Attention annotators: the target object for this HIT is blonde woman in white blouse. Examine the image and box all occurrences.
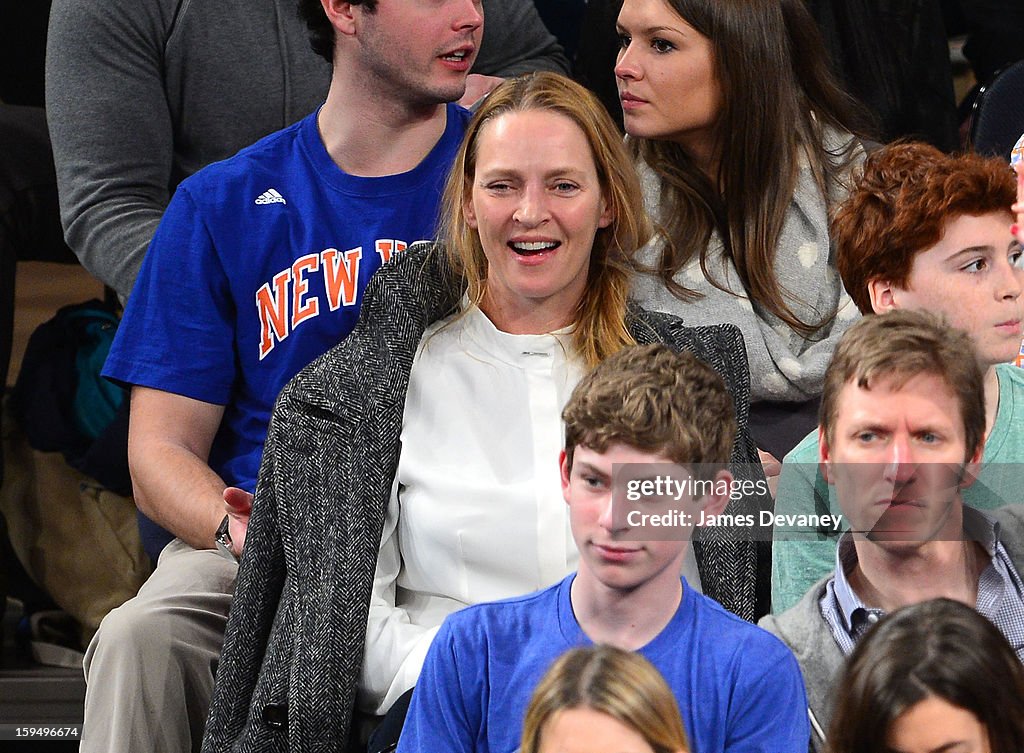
[356,73,767,747]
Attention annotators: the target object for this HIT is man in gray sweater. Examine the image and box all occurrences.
[761,310,1024,750]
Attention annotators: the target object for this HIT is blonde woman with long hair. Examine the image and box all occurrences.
[206,72,770,750]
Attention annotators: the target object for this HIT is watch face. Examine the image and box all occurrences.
[216,515,237,562]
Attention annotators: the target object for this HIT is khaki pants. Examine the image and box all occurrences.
[81,540,236,753]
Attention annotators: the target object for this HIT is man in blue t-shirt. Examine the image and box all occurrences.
[398,344,809,753]
[86,2,482,751]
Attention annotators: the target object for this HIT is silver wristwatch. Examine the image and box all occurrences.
[215,514,238,562]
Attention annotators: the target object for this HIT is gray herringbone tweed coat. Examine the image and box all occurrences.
[203,243,772,752]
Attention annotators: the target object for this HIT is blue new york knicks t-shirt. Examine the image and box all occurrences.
[104,103,471,554]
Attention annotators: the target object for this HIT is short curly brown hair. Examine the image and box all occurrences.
[834,142,1016,315]
[562,344,735,475]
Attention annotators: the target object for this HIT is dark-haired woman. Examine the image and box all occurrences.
[829,598,1024,753]
[615,0,866,456]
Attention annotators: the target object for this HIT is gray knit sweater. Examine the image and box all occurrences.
[760,505,1024,751]
[630,136,864,403]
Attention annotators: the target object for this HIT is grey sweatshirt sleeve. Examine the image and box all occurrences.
[46,0,177,301]
[46,0,329,301]
[474,0,570,77]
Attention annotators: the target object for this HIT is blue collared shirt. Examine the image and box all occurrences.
[819,507,1024,659]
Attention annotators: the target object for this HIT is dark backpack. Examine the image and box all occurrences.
[9,299,131,495]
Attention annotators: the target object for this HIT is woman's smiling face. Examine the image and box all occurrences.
[464,109,612,332]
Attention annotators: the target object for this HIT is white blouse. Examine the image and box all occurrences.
[358,305,583,714]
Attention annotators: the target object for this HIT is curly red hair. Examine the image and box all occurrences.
[834,142,1016,314]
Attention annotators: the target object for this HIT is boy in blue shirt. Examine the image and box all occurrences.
[398,343,810,753]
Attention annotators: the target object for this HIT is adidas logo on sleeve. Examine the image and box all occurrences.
[255,188,287,205]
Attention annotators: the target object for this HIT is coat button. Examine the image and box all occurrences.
[261,704,288,730]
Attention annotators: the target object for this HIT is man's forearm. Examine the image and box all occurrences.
[130,441,227,551]
[474,0,570,78]
[127,386,229,550]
